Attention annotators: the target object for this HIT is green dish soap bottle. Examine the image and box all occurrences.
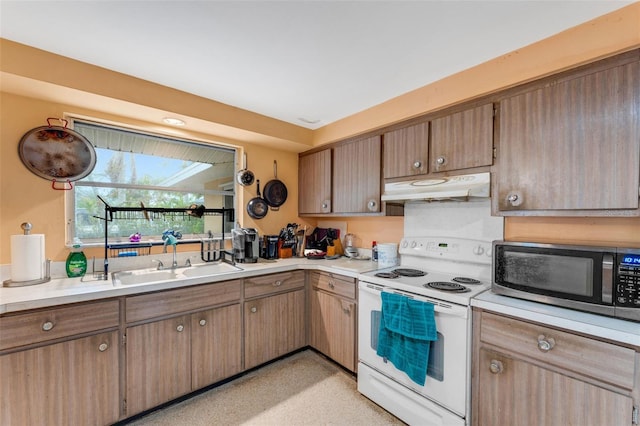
[66,238,87,278]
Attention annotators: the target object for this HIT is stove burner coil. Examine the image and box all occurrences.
[424,282,470,292]
[374,272,399,279]
[452,277,481,285]
[392,268,426,277]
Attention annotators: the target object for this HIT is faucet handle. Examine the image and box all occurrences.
[185,258,192,267]
[152,259,164,270]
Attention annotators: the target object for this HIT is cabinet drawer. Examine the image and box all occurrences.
[309,271,355,299]
[244,271,304,299]
[479,311,636,390]
[0,300,120,351]
[126,279,241,323]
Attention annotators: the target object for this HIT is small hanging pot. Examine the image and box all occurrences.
[263,160,288,210]
[236,153,255,187]
[18,118,96,190]
[246,180,268,219]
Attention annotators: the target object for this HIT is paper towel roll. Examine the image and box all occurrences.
[11,234,45,282]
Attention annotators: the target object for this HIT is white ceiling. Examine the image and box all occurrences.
[0,1,632,130]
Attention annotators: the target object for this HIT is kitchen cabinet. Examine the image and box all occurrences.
[495,56,640,215]
[308,271,357,372]
[125,280,242,416]
[299,148,332,214]
[333,135,381,213]
[430,103,494,173]
[244,271,306,369]
[383,122,429,179]
[471,309,638,426]
[0,300,120,426]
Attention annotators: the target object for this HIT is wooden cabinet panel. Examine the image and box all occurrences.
[244,289,306,370]
[126,315,191,416]
[308,271,355,299]
[299,149,332,214]
[431,103,494,172]
[0,331,120,426]
[333,136,381,213]
[496,60,640,214]
[191,304,242,389]
[383,122,429,178]
[244,271,305,299]
[309,289,356,372]
[126,280,241,323]
[0,299,119,350]
[475,348,633,426]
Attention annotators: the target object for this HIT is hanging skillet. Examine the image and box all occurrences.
[236,153,255,187]
[247,180,268,219]
[18,118,96,190]
[263,160,288,210]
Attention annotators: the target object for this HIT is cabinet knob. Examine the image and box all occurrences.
[251,307,257,313]
[199,319,207,326]
[436,156,447,166]
[98,342,109,352]
[506,191,523,207]
[42,321,54,331]
[413,161,422,169]
[489,359,503,374]
[328,281,335,289]
[273,280,282,287]
[367,199,378,211]
[321,200,330,212]
[537,335,556,352]
[343,306,351,315]
[176,324,184,332]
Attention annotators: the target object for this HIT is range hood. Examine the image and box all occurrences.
[381,172,490,203]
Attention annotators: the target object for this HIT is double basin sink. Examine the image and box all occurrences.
[112,262,243,285]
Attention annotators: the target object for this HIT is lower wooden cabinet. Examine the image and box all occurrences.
[0,331,120,426]
[472,309,638,426]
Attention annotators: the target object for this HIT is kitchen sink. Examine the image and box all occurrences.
[112,262,243,285]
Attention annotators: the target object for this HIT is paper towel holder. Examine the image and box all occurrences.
[3,223,52,287]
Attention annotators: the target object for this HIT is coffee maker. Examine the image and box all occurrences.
[232,228,259,263]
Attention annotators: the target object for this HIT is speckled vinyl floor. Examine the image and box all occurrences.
[125,349,405,426]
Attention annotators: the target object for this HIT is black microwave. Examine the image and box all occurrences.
[492,241,640,322]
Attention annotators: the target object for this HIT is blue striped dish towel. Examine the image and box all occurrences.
[376,291,437,386]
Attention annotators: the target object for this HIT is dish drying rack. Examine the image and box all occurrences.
[96,196,235,279]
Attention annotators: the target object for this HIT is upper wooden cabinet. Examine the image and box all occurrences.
[383,122,429,178]
[333,135,381,213]
[430,103,494,173]
[298,148,332,214]
[495,57,640,215]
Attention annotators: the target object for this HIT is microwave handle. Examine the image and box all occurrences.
[602,254,613,304]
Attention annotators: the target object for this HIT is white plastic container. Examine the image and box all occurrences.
[377,243,398,268]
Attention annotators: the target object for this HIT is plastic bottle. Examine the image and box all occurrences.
[372,241,378,261]
[66,238,87,277]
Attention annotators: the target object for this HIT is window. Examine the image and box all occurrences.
[67,120,236,245]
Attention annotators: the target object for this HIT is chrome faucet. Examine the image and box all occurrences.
[163,234,179,268]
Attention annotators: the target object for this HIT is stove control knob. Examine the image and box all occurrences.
[410,241,417,248]
[401,240,409,249]
[473,245,485,256]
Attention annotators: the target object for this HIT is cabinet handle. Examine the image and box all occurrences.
[199,319,207,326]
[176,324,184,332]
[367,199,378,211]
[98,342,109,352]
[328,281,335,289]
[413,161,422,169]
[251,307,257,313]
[42,321,54,331]
[537,335,556,352]
[436,156,446,166]
[343,306,351,315]
[489,359,503,374]
[273,280,282,287]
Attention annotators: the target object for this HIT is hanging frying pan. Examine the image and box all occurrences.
[18,118,96,190]
[263,160,288,210]
[236,153,255,187]
[247,180,268,219]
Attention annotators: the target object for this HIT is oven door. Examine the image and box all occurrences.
[358,281,470,418]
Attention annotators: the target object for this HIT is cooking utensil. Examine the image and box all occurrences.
[18,118,96,190]
[263,160,288,210]
[236,153,255,187]
[246,180,268,219]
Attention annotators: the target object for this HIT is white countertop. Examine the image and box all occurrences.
[472,291,640,347]
[0,256,379,314]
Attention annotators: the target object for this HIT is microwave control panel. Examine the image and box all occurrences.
[616,252,640,307]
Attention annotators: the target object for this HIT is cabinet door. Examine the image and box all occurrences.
[191,304,242,389]
[0,331,119,426]
[497,61,640,213]
[309,289,356,372]
[126,315,191,416]
[383,122,429,178]
[476,348,633,426]
[299,149,332,214]
[430,103,494,172]
[333,136,381,213]
[244,290,306,370]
